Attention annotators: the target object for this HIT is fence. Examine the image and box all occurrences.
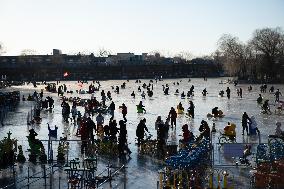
[0,139,127,189]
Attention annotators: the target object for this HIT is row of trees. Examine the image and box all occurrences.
[2,27,283,81]
[216,27,284,81]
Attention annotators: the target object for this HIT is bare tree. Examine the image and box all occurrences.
[148,50,160,56]
[212,50,226,73]
[96,47,111,57]
[250,27,284,78]
[176,51,193,61]
[20,49,38,56]
[217,34,253,78]
[172,51,192,64]
[148,50,168,64]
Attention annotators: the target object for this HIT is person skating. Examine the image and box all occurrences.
[87,117,96,143]
[109,101,115,118]
[131,91,135,98]
[249,116,260,135]
[76,111,82,135]
[103,124,110,137]
[155,116,164,131]
[164,87,169,95]
[262,100,271,114]
[136,118,149,146]
[164,118,170,141]
[180,124,194,143]
[109,119,119,142]
[107,91,112,100]
[141,91,146,99]
[79,116,89,153]
[181,91,186,98]
[241,112,251,135]
[147,90,153,97]
[223,122,236,140]
[168,107,177,128]
[115,86,120,94]
[226,87,231,99]
[187,101,195,118]
[275,122,284,138]
[257,94,263,104]
[211,107,222,117]
[137,101,146,113]
[47,96,54,110]
[248,85,252,92]
[269,86,275,93]
[196,120,210,141]
[274,89,282,103]
[71,105,78,123]
[61,101,70,123]
[156,117,167,159]
[189,85,194,96]
[121,103,127,119]
[118,118,131,157]
[219,90,224,97]
[202,88,207,97]
[177,102,184,114]
[96,112,104,134]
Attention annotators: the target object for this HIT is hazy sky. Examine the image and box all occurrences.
[1,0,284,56]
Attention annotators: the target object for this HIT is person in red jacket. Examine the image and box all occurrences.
[182,124,190,142]
[80,117,89,153]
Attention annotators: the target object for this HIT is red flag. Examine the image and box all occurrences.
[63,72,69,77]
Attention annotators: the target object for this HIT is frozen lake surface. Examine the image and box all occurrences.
[0,78,283,188]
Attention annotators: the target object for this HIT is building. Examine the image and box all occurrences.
[0,49,106,66]
[106,53,149,65]
[53,49,62,55]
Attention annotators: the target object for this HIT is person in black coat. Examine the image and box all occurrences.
[109,101,115,118]
[118,118,131,157]
[241,112,251,135]
[87,117,96,143]
[136,118,149,146]
[109,119,119,142]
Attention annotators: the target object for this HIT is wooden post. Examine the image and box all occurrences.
[223,174,227,189]
[173,171,176,189]
[178,171,183,188]
[43,164,47,189]
[159,171,163,189]
[217,173,220,189]
[209,174,213,189]
[27,167,30,189]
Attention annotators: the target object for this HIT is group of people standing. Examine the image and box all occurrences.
[45,79,283,160]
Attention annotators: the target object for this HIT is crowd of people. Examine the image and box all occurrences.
[3,79,283,161]
[54,79,283,160]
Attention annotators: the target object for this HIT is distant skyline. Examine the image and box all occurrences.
[1,0,284,56]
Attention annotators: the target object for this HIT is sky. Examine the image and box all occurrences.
[1,0,284,56]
